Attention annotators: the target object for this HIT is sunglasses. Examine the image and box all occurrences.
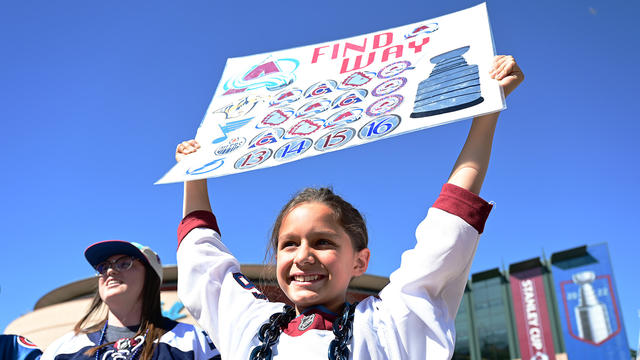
[95,255,138,276]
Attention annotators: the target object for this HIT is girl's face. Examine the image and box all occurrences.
[97,254,146,309]
[276,202,370,314]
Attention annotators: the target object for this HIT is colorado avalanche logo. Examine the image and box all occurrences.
[324,107,363,128]
[222,58,300,96]
[296,99,331,118]
[338,71,376,90]
[404,23,439,39]
[331,89,367,109]
[304,80,337,98]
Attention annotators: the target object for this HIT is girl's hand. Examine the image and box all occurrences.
[175,139,200,163]
[489,55,524,97]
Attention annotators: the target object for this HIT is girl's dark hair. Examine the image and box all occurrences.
[267,187,368,262]
[74,261,166,360]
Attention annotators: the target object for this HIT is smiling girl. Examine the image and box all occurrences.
[175,56,523,359]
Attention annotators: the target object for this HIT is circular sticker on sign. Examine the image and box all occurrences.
[358,115,401,140]
[249,128,285,149]
[295,98,332,118]
[331,89,368,109]
[215,137,246,156]
[270,88,302,107]
[234,148,273,169]
[304,80,337,98]
[377,61,412,79]
[274,138,313,162]
[186,158,225,175]
[324,107,363,128]
[366,94,404,117]
[314,127,356,152]
[371,77,407,97]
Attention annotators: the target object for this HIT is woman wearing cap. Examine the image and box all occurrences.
[41,240,220,360]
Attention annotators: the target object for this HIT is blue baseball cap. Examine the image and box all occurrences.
[84,240,163,281]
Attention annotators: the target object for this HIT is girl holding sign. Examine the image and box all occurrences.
[175,55,523,359]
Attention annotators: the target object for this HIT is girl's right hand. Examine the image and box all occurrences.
[175,139,200,163]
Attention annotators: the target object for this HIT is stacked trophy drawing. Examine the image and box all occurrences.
[411,45,484,118]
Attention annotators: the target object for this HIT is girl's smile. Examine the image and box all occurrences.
[276,202,370,314]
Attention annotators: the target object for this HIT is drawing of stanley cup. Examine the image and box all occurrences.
[572,271,612,343]
[410,46,484,118]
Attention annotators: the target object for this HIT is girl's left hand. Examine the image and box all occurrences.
[489,55,524,97]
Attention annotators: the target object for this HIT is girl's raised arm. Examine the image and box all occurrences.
[447,55,524,194]
[176,140,212,216]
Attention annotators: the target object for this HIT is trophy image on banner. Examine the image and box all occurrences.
[572,271,613,343]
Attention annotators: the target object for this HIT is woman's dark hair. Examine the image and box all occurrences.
[267,187,368,262]
[74,261,166,360]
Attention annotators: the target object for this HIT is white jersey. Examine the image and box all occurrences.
[177,184,492,360]
[41,319,220,360]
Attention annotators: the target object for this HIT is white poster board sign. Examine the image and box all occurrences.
[157,3,502,184]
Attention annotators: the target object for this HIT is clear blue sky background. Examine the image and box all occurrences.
[1,0,638,352]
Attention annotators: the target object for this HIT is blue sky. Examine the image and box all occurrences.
[1,0,638,352]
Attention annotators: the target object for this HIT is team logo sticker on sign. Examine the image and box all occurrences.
[304,80,337,98]
[296,98,332,118]
[324,107,363,128]
[366,95,404,116]
[331,89,367,109]
[377,61,413,79]
[286,118,324,138]
[215,137,246,156]
[371,77,407,97]
[249,128,285,148]
[259,108,294,128]
[187,159,225,175]
[270,88,302,107]
[338,71,376,90]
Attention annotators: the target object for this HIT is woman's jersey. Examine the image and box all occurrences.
[41,318,220,360]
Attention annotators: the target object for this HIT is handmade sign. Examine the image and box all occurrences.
[157,3,503,184]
